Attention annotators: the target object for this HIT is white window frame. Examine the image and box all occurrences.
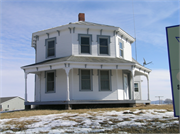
[45,37,56,59]
[79,69,93,91]
[134,83,139,92]
[119,39,124,58]
[99,70,112,91]
[45,70,56,93]
[97,35,110,56]
[78,34,92,55]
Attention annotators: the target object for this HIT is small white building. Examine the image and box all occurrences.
[0,97,25,111]
[21,13,151,109]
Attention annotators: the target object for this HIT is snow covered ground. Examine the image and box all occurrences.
[0,109,178,134]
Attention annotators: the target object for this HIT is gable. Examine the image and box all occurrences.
[0,97,24,104]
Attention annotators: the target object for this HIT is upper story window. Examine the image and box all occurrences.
[80,69,92,91]
[45,37,56,58]
[97,35,110,55]
[119,40,124,58]
[46,71,56,93]
[79,34,92,54]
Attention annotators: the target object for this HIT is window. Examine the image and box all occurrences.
[46,71,55,93]
[81,37,90,53]
[134,83,139,92]
[79,34,92,54]
[46,37,56,58]
[99,70,111,91]
[119,41,123,57]
[80,70,92,91]
[97,36,110,55]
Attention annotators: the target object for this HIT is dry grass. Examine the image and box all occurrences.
[111,114,118,117]
[109,118,123,123]
[123,118,131,121]
[104,123,179,133]
[51,126,64,129]
[145,118,169,123]
[64,130,74,133]
[1,119,39,132]
[39,131,49,133]
[134,119,145,123]
[0,104,173,119]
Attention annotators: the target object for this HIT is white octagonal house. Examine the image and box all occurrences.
[21,13,151,110]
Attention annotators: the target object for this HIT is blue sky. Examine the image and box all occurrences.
[0,0,179,101]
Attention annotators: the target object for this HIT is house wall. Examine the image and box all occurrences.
[71,69,119,100]
[35,69,125,101]
[34,27,133,63]
[35,69,67,101]
[116,35,132,61]
[36,29,72,62]
[1,98,24,111]
[134,76,142,100]
[72,29,116,58]
[117,70,124,100]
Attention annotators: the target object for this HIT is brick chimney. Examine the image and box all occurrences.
[78,13,85,21]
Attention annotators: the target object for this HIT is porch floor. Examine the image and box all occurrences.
[25,100,151,105]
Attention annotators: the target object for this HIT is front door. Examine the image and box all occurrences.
[124,74,129,99]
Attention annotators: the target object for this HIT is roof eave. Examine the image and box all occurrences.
[21,61,135,70]
[135,64,152,73]
[117,28,135,43]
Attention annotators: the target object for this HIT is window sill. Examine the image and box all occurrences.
[79,53,92,55]
[45,91,56,94]
[79,90,93,92]
[98,54,110,56]
[99,90,112,92]
[119,56,124,59]
[46,56,56,59]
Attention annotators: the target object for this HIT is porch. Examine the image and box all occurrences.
[21,56,151,110]
[25,100,151,110]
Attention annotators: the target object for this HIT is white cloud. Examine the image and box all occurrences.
[141,69,172,101]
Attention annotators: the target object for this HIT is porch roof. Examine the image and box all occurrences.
[22,55,135,68]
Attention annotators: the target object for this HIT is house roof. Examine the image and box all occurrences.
[0,96,24,104]
[22,55,135,68]
[73,21,119,28]
[32,21,135,47]
[132,58,142,66]
[35,21,119,33]
[132,58,151,72]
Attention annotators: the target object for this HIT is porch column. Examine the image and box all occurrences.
[131,67,135,100]
[131,72,135,100]
[146,75,150,100]
[116,69,119,100]
[24,72,28,102]
[65,68,71,101]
